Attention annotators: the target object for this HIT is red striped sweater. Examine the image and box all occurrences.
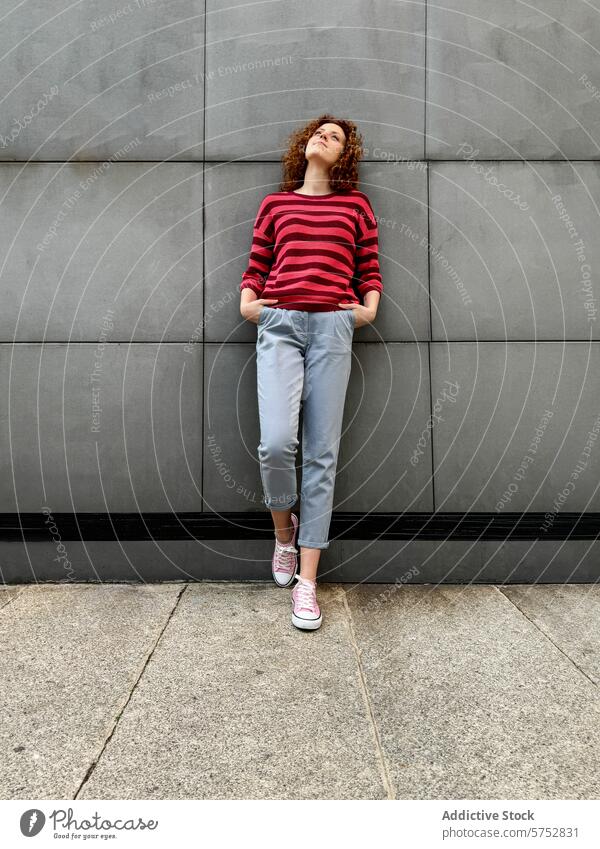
[239,189,383,311]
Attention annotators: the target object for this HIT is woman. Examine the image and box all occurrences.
[239,114,383,631]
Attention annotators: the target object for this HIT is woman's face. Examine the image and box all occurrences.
[305,123,346,166]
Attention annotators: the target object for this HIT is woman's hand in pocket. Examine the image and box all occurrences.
[338,302,376,329]
[241,298,279,324]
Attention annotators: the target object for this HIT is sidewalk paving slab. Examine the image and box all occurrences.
[0,585,26,610]
[500,585,600,684]
[0,584,180,799]
[344,584,600,799]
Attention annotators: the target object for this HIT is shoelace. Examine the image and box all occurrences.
[274,538,297,574]
[293,577,318,612]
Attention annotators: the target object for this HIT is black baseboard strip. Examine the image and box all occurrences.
[0,512,599,542]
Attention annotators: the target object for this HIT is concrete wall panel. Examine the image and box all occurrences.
[205,0,425,160]
[430,342,600,512]
[429,161,600,341]
[427,0,600,159]
[0,163,203,342]
[0,343,203,512]
[337,343,433,511]
[0,0,204,161]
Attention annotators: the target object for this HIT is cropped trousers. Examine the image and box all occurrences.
[256,306,355,549]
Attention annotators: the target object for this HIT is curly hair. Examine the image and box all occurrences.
[279,114,364,194]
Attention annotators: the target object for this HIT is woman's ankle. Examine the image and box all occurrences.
[275,530,293,544]
[298,574,316,584]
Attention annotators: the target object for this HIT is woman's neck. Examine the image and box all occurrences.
[296,165,332,196]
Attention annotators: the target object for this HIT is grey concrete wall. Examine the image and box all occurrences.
[1,1,599,578]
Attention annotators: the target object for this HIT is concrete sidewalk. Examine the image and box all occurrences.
[1,582,599,800]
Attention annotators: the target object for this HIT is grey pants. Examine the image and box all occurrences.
[256,306,355,549]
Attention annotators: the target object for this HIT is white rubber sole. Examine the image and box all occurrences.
[273,568,297,588]
[292,612,322,630]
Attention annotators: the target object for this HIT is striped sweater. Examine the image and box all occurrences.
[239,189,383,311]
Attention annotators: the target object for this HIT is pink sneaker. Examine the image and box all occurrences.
[291,574,322,630]
[271,512,299,587]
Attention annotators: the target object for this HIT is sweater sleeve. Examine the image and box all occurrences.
[239,196,275,296]
[354,197,383,298]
